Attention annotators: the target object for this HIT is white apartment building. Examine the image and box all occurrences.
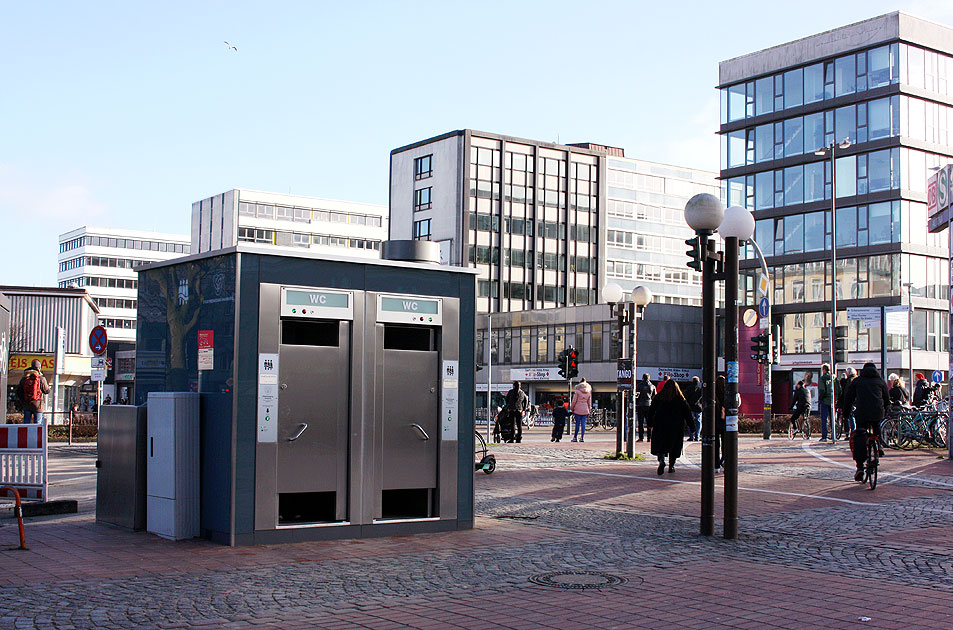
[389,129,718,312]
[57,227,191,342]
[605,158,719,306]
[191,189,388,257]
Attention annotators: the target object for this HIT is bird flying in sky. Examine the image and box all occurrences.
[224,41,238,51]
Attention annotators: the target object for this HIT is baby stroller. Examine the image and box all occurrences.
[496,407,521,443]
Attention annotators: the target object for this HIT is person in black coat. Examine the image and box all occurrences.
[912,373,931,407]
[888,376,909,406]
[841,362,890,481]
[551,402,569,442]
[650,380,692,475]
[789,380,810,433]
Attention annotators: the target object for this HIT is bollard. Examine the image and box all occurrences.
[1,486,28,550]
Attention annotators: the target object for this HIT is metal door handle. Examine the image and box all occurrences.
[287,423,308,442]
[410,423,430,440]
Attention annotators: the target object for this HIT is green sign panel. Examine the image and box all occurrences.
[284,290,349,308]
[380,296,439,314]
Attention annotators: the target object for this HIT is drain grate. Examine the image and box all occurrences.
[528,571,631,590]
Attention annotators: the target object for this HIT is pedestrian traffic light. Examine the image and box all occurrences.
[567,347,579,379]
[685,236,702,272]
[771,325,781,364]
[557,348,568,378]
[749,332,769,364]
[834,325,849,364]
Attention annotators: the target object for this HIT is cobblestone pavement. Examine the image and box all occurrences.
[1,433,952,629]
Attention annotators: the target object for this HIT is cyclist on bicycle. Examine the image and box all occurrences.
[789,380,811,436]
[840,362,890,482]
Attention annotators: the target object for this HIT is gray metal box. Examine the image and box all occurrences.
[96,405,148,530]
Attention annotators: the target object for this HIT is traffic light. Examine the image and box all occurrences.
[557,348,568,378]
[567,347,579,379]
[834,325,849,364]
[771,325,781,364]
[749,332,769,364]
[685,236,702,272]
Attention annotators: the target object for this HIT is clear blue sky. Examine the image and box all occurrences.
[2,1,951,286]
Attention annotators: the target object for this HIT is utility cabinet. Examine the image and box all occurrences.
[96,404,148,530]
[146,392,200,540]
[134,243,476,545]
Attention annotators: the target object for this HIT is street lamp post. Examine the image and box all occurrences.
[904,281,914,388]
[684,193,724,537]
[721,205,756,540]
[815,137,851,443]
[486,313,494,445]
[603,282,627,457]
[603,283,653,458]
[628,286,653,458]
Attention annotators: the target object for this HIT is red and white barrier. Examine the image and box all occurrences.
[0,422,48,501]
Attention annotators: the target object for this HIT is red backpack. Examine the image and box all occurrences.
[23,373,43,405]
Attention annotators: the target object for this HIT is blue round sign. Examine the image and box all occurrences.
[758,297,770,318]
[89,325,108,355]
[932,370,943,383]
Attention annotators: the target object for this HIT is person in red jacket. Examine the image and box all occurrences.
[17,360,51,423]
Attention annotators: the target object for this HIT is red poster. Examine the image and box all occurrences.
[198,330,214,350]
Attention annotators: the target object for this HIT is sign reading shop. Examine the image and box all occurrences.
[509,367,562,381]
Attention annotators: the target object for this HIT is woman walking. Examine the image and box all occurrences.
[571,378,592,442]
[649,379,692,475]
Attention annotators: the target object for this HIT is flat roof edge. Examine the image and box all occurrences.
[719,12,908,85]
[135,244,479,275]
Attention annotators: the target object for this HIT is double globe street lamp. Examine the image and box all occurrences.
[684,193,754,540]
[602,282,652,458]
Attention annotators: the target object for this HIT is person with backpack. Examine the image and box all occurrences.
[17,360,51,423]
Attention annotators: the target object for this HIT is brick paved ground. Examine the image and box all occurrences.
[2,431,952,629]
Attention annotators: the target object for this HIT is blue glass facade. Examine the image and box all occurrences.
[721,29,953,366]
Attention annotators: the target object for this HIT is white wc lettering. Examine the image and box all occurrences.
[403,301,418,311]
[310,294,327,304]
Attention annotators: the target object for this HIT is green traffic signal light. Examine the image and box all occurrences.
[685,236,702,272]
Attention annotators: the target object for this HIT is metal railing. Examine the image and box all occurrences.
[4,410,98,445]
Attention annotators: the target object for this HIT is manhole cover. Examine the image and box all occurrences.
[529,571,630,590]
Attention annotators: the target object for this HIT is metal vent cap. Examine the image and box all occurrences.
[381,240,440,264]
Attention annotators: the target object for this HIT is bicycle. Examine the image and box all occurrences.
[474,431,496,474]
[788,414,811,440]
[858,429,880,490]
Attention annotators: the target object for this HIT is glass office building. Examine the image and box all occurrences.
[719,12,953,403]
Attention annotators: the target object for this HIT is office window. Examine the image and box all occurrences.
[237,227,274,244]
[413,218,432,241]
[292,233,310,248]
[414,187,432,211]
[414,155,433,180]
